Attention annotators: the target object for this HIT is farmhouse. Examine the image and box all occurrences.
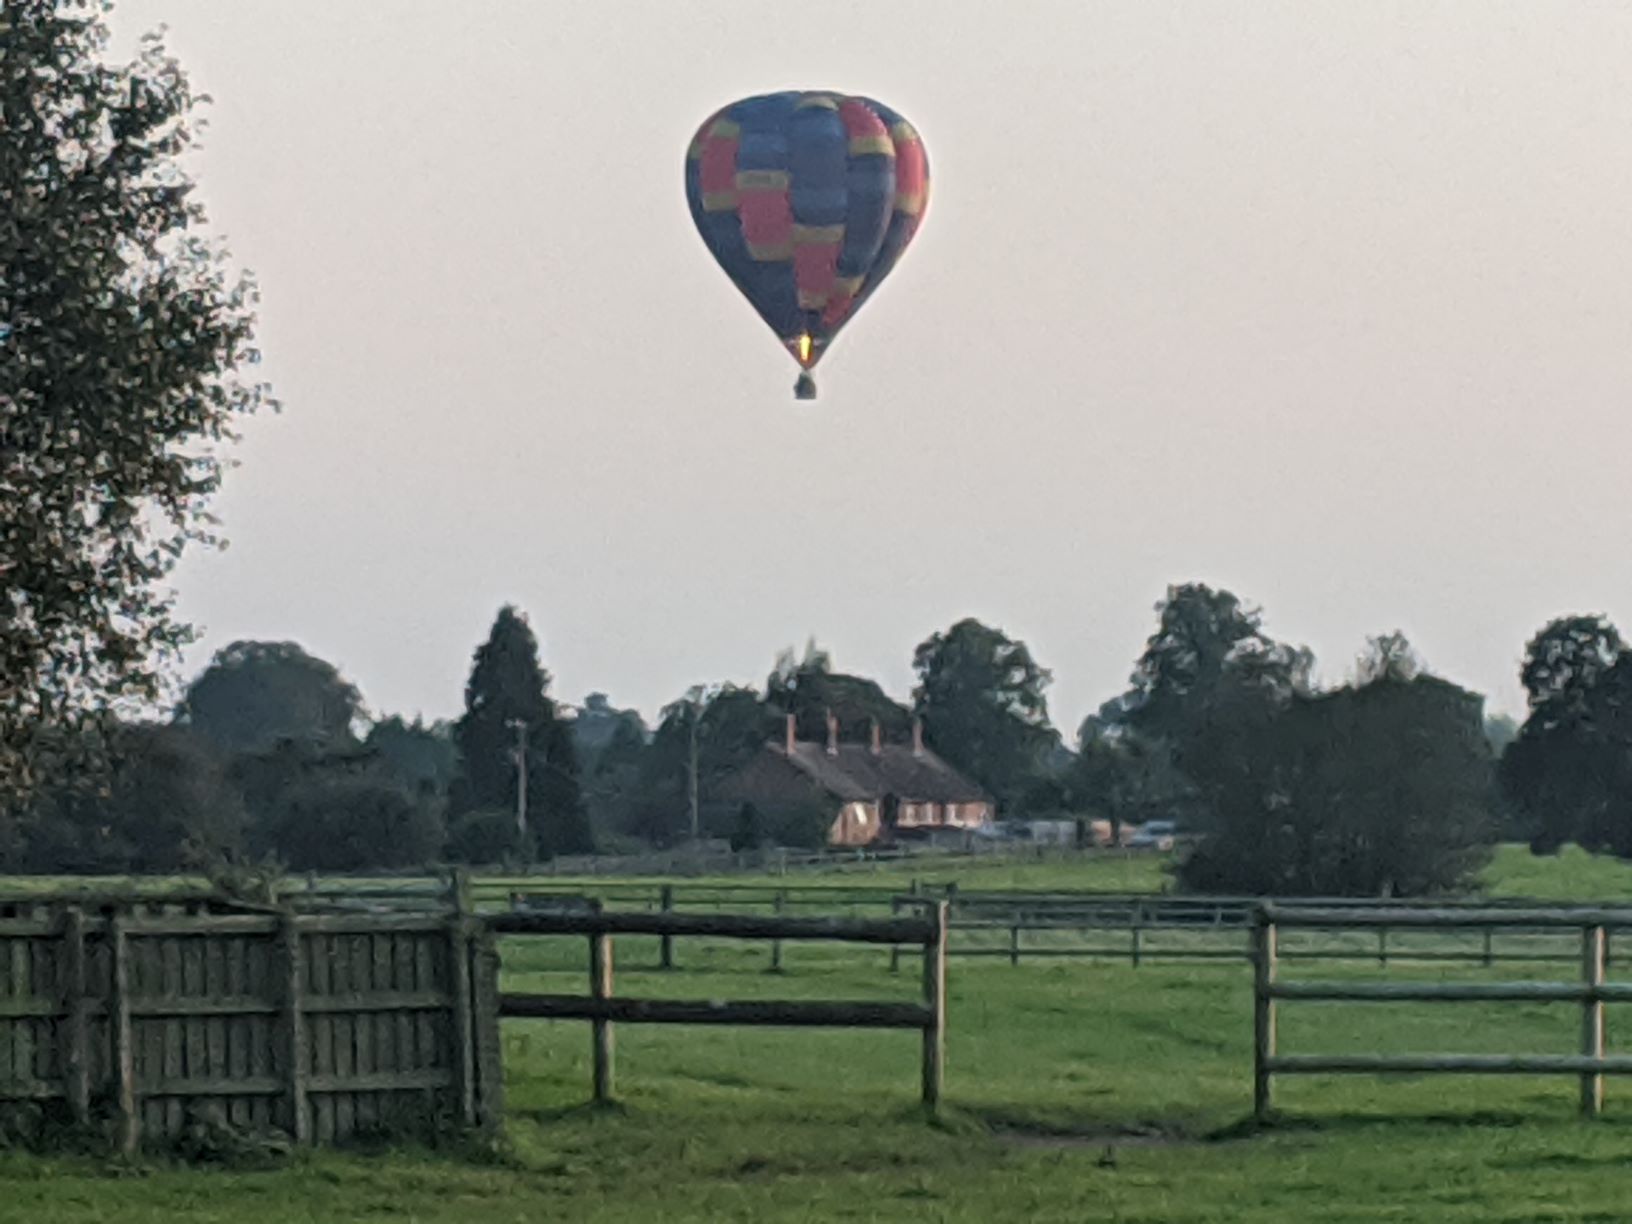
[716,714,994,847]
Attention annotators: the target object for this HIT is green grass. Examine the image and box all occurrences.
[13,933,1632,1220]
[484,842,1632,903]
[14,845,1632,1221]
[1480,844,1632,901]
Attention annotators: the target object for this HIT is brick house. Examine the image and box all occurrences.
[714,714,994,847]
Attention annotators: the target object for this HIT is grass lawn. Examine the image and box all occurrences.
[11,845,1632,1221]
[10,928,1632,1220]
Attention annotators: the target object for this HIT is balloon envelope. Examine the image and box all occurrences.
[685,91,930,381]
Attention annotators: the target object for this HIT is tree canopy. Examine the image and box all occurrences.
[178,640,364,755]
[912,618,1056,808]
[1178,636,1497,896]
[2,3,269,805]
[1502,619,1632,857]
[766,641,912,744]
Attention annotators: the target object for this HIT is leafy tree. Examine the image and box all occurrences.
[8,722,244,873]
[260,776,443,872]
[1519,615,1623,727]
[453,606,591,857]
[638,684,769,844]
[364,715,459,797]
[1,3,269,806]
[1072,722,1194,836]
[1124,583,1311,746]
[1178,637,1498,896]
[1504,648,1632,857]
[912,618,1056,809]
[765,642,911,744]
[178,641,364,755]
[1501,616,1629,855]
[445,807,527,865]
[571,693,648,766]
[1083,583,1311,832]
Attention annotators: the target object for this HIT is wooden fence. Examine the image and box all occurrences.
[284,876,1632,973]
[1252,903,1632,1121]
[490,904,950,1110]
[0,894,500,1151]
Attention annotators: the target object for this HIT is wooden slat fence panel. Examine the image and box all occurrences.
[0,898,495,1151]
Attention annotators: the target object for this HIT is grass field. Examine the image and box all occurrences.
[10,845,1632,1222]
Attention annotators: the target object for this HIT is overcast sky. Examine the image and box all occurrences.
[107,1,1632,733]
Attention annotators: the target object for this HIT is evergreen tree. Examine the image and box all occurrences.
[453,606,591,857]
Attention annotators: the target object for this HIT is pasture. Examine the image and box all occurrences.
[8,845,1632,1222]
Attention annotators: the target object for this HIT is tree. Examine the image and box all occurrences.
[178,641,364,755]
[1177,637,1498,896]
[1501,616,1630,856]
[1083,583,1311,833]
[912,618,1056,809]
[1,3,270,806]
[570,693,648,767]
[445,807,527,865]
[765,642,912,745]
[453,606,591,857]
[640,684,769,844]
[7,721,245,874]
[259,776,443,872]
[1519,615,1623,727]
[1504,650,1632,857]
[1124,583,1311,745]
[364,716,459,797]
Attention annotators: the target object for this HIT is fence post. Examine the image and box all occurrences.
[110,911,138,1156]
[591,932,615,1104]
[889,897,903,974]
[1377,926,1388,967]
[1131,901,1144,968]
[1010,910,1021,967]
[769,890,785,973]
[471,925,505,1132]
[448,875,476,1126]
[1582,923,1606,1117]
[278,910,311,1144]
[1252,908,1277,1123]
[659,885,675,970]
[922,902,948,1112]
[60,907,90,1127]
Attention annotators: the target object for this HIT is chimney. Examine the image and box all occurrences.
[825,709,839,756]
[870,718,882,756]
[784,712,796,754]
[912,718,924,756]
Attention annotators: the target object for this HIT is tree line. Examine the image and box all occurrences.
[7,581,1629,896]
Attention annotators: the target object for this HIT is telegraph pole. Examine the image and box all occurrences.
[507,717,528,844]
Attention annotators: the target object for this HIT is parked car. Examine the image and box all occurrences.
[1126,820,1177,851]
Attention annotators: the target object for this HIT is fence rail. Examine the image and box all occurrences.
[277,876,1632,974]
[492,904,950,1110]
[1252,904,1632,1121]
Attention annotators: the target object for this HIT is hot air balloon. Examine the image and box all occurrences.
[685,91,930,400]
